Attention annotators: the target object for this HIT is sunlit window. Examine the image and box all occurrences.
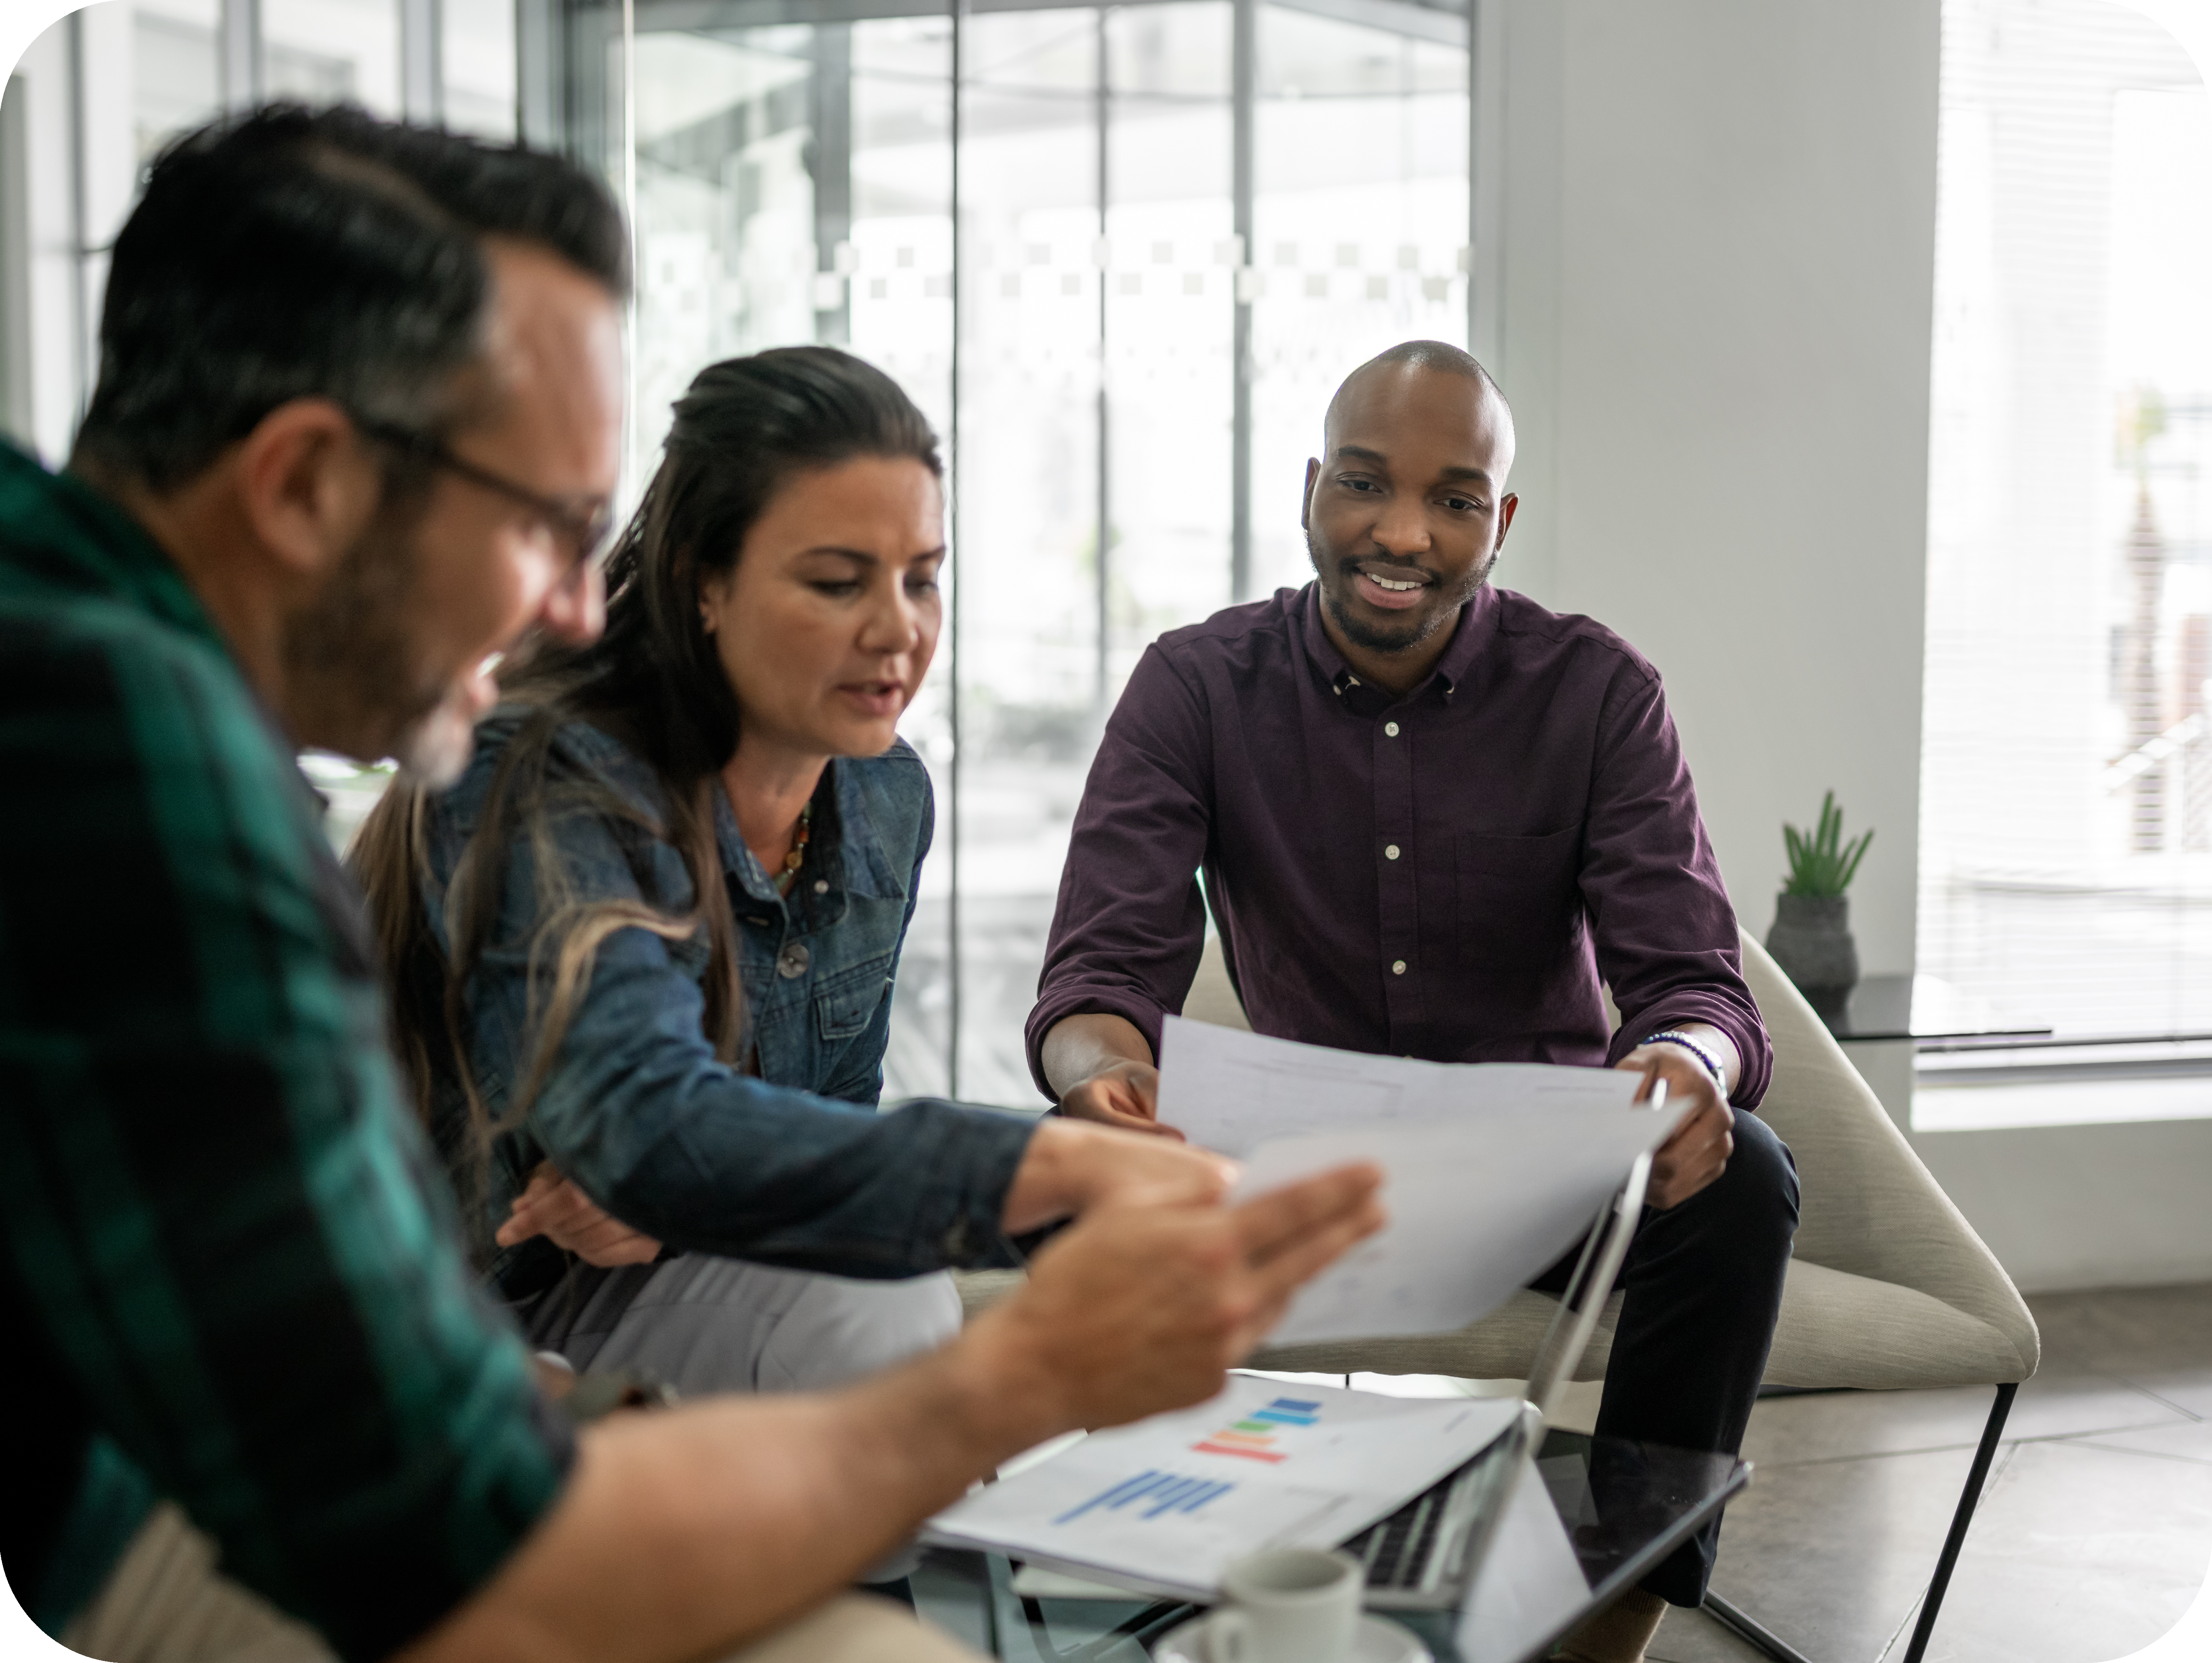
[1919,0,2212,1118]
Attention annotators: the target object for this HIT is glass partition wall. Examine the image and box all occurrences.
[565,0,1472,1104]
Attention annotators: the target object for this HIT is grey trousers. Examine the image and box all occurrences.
[517,1256,963,1586]
[60,1503,985,1663]
[517,1255,965,1398]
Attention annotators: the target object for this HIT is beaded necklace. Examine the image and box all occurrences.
[772,800,813,898]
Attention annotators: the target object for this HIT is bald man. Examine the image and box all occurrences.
[1025,343,1798,1662]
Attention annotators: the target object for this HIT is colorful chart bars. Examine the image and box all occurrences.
[1053,1469,1238,1525]
[1191,1396,1321,1464]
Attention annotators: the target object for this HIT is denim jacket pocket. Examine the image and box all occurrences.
[815,951,896,1041]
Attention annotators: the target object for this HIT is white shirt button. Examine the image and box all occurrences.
[1392,959,1407,975]
[814,878,830,894]
[1384,844,1400,860]
[1384,721,1400,737]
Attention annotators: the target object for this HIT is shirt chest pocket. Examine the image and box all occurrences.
[814,951,896,1042]
[1453,825,1586,976]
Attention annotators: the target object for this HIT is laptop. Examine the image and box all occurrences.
[1340,1135,1658,1611]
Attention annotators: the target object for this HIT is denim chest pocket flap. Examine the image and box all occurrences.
[815,950,896,1041]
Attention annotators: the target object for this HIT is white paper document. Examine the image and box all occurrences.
[1155,1015,1650,1157]
[1231,1110,1679,1345]
[924,1376,1520,1602]
[1162,1020,1686,1345]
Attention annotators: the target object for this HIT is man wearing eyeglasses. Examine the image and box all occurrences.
[0,106,1382,1663]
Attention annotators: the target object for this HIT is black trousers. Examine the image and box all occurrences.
[1529,1107,1799,1606]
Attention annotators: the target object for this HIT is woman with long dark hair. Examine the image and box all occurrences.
[353,347,1115,1413]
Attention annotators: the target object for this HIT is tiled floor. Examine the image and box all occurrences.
[1655,1282,2212,1663]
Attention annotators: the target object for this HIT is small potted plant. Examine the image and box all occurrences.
[1765,791,1872,1024]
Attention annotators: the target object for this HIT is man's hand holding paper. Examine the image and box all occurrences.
[1616,1030,1742,1209]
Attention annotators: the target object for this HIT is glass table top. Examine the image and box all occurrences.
[914,1430,1747,1663]
[1824,972,2053,1044]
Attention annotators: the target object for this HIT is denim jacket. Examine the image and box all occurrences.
[418,710,1034,1301]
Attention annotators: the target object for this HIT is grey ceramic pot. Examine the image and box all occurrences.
[1765,893,1859,1024]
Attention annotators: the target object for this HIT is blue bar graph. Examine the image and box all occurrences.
[1053,1469,1237,1525]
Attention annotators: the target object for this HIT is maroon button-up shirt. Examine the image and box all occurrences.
[1026,582,1771,1108]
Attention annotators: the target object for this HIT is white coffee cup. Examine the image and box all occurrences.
[1210,1547,1364,1663]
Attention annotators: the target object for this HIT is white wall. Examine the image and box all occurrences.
[1920,1117,2212,1292]
[0,0,87,462]
[1486,0,1939,981]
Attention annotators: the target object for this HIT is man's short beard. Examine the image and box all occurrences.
[280,492,472,788]
[1308,530,1496,656]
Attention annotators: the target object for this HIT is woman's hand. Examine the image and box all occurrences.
[497,1162,665,1267]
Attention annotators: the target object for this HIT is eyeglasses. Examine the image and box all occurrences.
[353,415,616,572]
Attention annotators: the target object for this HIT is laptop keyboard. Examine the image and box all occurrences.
[1343,1476,1453,1590]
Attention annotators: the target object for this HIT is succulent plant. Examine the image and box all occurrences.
[1782,792,1872,898]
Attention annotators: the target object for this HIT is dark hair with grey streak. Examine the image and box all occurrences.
[351,347,942,1247]
[75,103,629,494]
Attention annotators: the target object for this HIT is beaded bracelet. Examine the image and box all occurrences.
[1636,1029,1726,1087]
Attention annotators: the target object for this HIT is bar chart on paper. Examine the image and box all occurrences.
[1053,1470,1241,1524]
[925,1377,1519,1599]
[1192,1394,1322,1463]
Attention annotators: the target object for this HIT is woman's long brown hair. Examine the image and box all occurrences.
[350,346,943,1225]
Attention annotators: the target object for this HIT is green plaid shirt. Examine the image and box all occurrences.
[0,445,572,1658]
